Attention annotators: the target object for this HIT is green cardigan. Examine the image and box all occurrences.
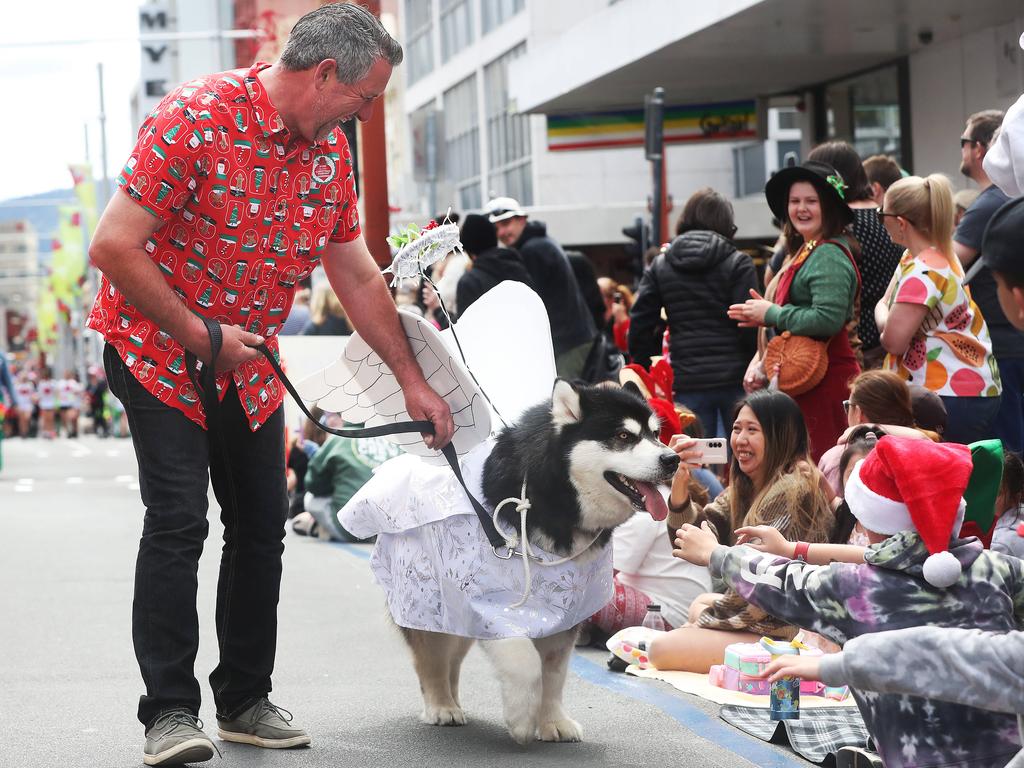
[764,242,858,338]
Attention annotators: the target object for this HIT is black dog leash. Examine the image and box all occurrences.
[184,316,506,550]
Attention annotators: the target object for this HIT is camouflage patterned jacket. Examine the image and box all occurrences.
[709,532,1024,768]
[819,626,1023,768]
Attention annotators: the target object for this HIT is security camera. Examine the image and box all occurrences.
[918,28,934,45]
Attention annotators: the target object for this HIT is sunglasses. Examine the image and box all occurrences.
[842,399,853,412]
[875,209,915,228]
[960,137,981,148]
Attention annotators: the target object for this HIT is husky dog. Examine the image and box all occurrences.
[399,379,679,743]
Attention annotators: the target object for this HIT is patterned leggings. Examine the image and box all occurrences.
[589,575,673,633]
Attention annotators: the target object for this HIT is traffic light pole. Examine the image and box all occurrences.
[645,87,665,246]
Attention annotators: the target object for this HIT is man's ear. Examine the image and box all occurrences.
[313,59,338,88]
[551,379,582,426]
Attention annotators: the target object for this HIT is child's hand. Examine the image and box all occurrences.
[673,521,718,566]
[734,525,792,557]
[762,654,824,683]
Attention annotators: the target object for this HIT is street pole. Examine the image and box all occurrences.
[97,62,111,209]
[645,87,665,246]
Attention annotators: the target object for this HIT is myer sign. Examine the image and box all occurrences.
[138,1,175,126]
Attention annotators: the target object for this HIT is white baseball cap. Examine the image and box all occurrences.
[485,196,526,223]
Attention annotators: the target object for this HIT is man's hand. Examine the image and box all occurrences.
[404,381,454,450]
[207,325,264,374]
[672,521,719,566]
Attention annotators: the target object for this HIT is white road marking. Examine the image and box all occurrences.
[128,483,140,491]
[105,450,120,458]
[114,475,133,483]
[66,477,84,484]
[14,486,32,493]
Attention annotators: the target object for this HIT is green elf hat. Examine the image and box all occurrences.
[963,439,1004,532]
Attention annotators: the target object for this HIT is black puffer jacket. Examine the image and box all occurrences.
[514,221,596,354]
[455,247,535,314]
[628,231,758,392]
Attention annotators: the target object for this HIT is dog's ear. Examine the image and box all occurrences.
[622,380,644,398]
[551,379,582,426]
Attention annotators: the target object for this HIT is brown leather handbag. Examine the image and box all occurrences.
[763,331,828,396]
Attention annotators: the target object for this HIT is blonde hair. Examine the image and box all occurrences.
[884,174,956,262]
[309,284,347,325]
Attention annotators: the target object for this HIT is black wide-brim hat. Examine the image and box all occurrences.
[765,160,855,227]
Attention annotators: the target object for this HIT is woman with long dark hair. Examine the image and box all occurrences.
[729,161,861,462]
[643,389,834,673]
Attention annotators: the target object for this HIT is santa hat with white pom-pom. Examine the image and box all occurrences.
[844,436,973,588]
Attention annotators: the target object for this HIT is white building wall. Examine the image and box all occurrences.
[910,16,1024,188]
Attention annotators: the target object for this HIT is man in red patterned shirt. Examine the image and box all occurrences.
[87,6,452,765]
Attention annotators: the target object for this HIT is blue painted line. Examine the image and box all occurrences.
[570,655,805,768]
[331,541,371,560]
[334,541,803,766]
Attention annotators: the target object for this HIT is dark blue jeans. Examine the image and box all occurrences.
[993,357,1024,455]
[675,386,744,439]
[104,344,288,727]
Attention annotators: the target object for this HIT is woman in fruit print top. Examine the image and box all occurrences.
[876,174,1001,444]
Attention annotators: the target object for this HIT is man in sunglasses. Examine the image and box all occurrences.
[952,109,1024,456]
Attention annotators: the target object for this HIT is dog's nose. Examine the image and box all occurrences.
[660,452,680,471]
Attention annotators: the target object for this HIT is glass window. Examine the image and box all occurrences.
[481,0,524,35]
[733,143,766,199]
[824,64,903,164]
[444,75,481,210]
[440,0,473,62]
[484,44,532,205]
[404,0,434,84]
[776,108,799,131]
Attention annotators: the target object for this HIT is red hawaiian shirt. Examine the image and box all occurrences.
[87,62,360,431]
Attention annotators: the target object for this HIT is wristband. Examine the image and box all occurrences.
[793,541,811,562]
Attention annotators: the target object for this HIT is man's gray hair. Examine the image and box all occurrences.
[279,2,403,83]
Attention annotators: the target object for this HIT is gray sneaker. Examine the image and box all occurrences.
[143,709,215,766]
[216,698,311,749]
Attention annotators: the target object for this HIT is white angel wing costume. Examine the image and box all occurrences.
[296,282,609,639]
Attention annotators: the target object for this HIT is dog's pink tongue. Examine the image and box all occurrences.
[637,481,669,521]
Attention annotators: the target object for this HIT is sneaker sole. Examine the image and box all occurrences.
[143,738,214,766]
[217,729,311,749]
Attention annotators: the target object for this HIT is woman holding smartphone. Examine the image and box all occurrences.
[645,389,834,672]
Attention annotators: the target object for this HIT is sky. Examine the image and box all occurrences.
[0,2,144,203]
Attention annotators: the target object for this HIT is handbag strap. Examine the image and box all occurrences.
[184,317,506,550]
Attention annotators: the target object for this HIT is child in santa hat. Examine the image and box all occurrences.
[673,435,1024,768]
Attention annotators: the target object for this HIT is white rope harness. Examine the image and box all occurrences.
[492,477,603,609]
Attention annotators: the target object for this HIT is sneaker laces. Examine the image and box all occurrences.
[152,709,221,758]
[153,709,205,735]
[248,697,294,726]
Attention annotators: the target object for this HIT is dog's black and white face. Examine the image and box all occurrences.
[552,380,679,531]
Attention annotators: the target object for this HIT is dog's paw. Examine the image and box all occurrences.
[420,705,467,726]
[537,717,583,742]
[505,717,538,745]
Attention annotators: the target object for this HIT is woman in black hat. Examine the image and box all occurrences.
[728,161,861,462]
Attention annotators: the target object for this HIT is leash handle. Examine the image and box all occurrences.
[181,327,506,550]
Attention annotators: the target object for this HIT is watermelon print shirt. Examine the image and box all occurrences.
[87,63,361,431]
[883,251,1001,398]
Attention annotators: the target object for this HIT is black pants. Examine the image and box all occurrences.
[104,344,288,727]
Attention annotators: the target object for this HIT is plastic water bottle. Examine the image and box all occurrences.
[641,604,667,631]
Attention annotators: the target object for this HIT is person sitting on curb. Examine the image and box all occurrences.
[673,436,1024,768]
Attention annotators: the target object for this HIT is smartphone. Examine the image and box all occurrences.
[692,437,729,465]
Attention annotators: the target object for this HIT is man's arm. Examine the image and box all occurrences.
[954,240,979,269]
[320,237,454,449]
[89,193,263,372]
